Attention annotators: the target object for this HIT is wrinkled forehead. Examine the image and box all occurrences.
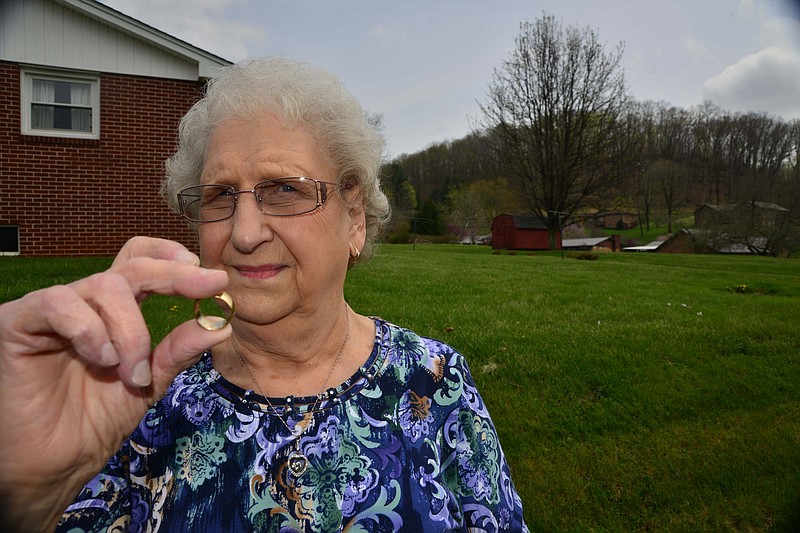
[200,110,338,186]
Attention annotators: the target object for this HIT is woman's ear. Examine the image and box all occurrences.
[346,186,367,249]
[348,200,367,251]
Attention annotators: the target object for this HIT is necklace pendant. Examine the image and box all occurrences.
[287,450,309,478]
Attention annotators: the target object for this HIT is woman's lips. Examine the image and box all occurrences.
[234,264,284,279]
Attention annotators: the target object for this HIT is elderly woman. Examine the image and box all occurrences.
[0,57,526,532]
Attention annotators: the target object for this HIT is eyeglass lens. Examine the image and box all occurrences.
[179,177,328,222]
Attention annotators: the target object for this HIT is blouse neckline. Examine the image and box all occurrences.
[201,317,389,415]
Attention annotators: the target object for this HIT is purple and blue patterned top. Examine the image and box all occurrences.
[58,318,528,532]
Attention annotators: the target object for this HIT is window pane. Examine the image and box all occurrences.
[31,104,54,129]
[71,83,91,106]
[54,81,71,104]
[71,108,91,132]
[53,106,71,129]
[0,226,20,254]
[32,79,55,103]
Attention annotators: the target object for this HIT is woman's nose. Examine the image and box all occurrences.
[229,190,274,252]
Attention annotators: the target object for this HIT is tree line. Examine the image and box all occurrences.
[380,14,800,254]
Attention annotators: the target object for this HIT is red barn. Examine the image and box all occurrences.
[491,214,561,250]
[0,0,231,256]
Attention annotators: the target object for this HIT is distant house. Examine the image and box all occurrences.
[590,210,640,230]
[491,214,560,250]
[624,229,770,255]
[459,234,491,245]
[562,235,622,252]
[694,202,789,229]
[0,0,231,256]
[623,230,701,254]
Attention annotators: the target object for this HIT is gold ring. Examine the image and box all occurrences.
[194,291,235,330]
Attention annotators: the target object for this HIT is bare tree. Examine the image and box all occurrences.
[629,101,659,231]
[478,13,629,248]
[690,101,730,205]
[786,119,800,216]
[653,105,693,233]
[733,112,793,204]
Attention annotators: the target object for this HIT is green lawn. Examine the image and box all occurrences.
[2,245,799,531]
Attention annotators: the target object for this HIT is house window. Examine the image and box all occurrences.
[21,68,100,139]
[0,226,20,256]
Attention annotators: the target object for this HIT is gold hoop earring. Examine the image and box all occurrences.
[349,244,361,264]
[194,291,235,330]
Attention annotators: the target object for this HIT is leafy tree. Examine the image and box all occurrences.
[381,162,417,231]
[413,200,446,236]
[478,13,630,248]
[447,185,484,243]
[447,178,523,242]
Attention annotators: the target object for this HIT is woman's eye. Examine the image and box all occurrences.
[202,187,233,203]
[277,184,298,193]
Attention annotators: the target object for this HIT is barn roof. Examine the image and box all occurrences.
[509,215,547,230]
[623,240,665,252]
[698,201,789,213]
[562,237,612,248]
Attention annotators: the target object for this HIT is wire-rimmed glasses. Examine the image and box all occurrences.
[177,177,340,222]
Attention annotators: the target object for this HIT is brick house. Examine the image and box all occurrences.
[590,210,639,230]
[0,0,231,256]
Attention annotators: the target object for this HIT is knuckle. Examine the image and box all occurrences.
[37,285,74,316]
[97,271,129,291]
[111,254,148,275]
[34,285,98,343]
[80,271,131,298]
[124,235,149,249]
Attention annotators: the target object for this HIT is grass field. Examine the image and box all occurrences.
[2,245,800,531]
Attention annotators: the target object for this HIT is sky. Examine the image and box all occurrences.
[100,0,800,159]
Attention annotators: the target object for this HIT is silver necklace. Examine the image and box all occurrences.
[236,308,350,480]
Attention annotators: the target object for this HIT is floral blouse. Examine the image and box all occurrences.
[58,318,528,532]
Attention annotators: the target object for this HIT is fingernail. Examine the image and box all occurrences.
[176,250,200,265]
[131,360,152,387]
[100,342,120,366]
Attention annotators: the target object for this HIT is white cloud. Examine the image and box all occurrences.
[702,46,800,119]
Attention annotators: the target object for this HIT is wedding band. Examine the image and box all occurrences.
[194,291,235,330]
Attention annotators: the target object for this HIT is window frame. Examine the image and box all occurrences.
[20,67,101,140]
[0,225,20,256]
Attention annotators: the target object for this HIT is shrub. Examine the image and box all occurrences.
[567,251,599,261]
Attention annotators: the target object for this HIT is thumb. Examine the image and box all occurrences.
[147,320,232,397]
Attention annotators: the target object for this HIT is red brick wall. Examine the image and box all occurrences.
[0,62,202,256]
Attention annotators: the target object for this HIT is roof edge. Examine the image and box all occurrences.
[56,0,233,77]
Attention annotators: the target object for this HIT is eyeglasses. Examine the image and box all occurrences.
[177,177,340,222]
